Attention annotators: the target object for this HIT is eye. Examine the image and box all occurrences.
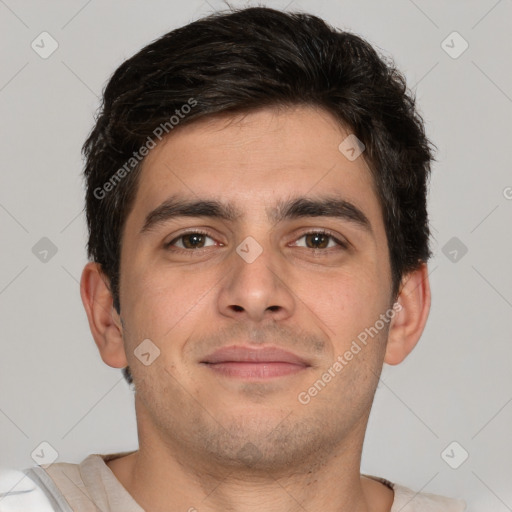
[292,231,347,250]
[166,231,217,250]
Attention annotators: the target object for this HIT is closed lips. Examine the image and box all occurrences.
[202,346,310,366]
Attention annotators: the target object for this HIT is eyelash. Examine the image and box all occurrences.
[165,229,348,252]
[291,230,348,250]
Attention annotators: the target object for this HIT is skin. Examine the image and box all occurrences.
[81,105,431,512]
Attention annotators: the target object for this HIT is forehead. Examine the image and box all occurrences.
[126,106,384,234]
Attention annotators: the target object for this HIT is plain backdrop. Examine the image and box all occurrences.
[1,1,511,511]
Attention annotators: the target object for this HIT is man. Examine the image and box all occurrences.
[1,6,466,511]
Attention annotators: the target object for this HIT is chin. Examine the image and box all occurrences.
[193,412,340,474]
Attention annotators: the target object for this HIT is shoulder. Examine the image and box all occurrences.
[0,467,57,511]
[392,481,467,511]
[363,474,467,512]
[0,452,135,512]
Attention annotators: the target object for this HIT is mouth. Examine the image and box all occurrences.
[201,345,311,379]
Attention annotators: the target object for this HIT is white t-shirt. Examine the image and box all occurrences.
[0,451,467,511]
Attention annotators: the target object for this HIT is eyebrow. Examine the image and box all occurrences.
[140,195,372,234]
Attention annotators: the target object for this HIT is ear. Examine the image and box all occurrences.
[384,262,431,365]
[80,262,128,368]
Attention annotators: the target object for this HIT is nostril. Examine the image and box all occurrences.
[231,305,244,312]
[267,305,280,312]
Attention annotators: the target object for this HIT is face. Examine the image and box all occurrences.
[117,106,395,471]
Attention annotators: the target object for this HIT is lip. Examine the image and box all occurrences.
[201,345,311,379]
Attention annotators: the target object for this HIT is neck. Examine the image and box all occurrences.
[106,397,393,512]
[107,430,392,511]
[111,451,373,512]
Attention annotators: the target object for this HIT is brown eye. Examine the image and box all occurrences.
[305,233,330,249]
[293,231,345,250]
[167,232,216,249]
[182,233,206,248]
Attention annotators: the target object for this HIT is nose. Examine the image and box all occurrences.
[217,240,296,323]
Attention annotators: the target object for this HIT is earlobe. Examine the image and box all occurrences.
[384,262,431,366]
[80,262,128,369]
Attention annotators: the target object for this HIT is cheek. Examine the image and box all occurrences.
[290,266,391,367]
[121,263,218,344]
[293,264,381,327]
[120,268,213,388]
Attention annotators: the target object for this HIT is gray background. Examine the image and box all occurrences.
[1,1,511,510]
